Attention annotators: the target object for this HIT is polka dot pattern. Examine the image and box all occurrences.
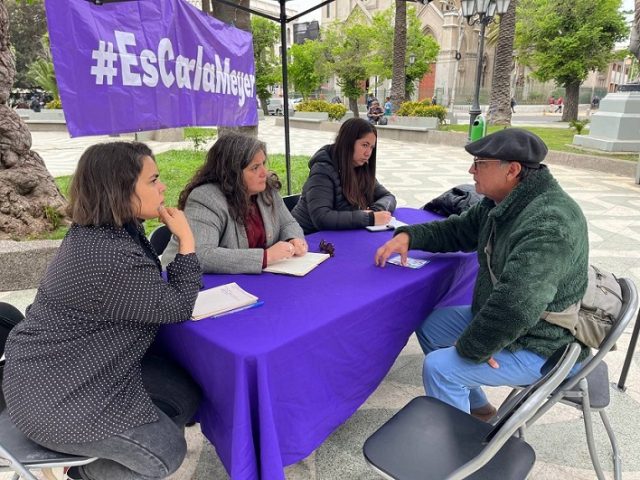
[2,224,201,444]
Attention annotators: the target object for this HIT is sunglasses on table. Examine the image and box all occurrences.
[319,240,335,257]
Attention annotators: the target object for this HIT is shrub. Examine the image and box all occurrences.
[296,100,347,121]
[43,205,64,229]
[396,101,447,123]
[569,119,590,135]
[184,127,217,151]
[45,98,62,109]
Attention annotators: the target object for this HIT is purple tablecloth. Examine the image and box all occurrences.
[156,208,478,480]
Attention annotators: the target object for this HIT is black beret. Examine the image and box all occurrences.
[464,128,548,168]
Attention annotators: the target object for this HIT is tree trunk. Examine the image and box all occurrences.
[208,0,258,137]
[487,0,517,126]
[0,0,67,239]
[349,96,359,118]
[631,0,640,61]
[562,80,580,122]
[390,0,407,112]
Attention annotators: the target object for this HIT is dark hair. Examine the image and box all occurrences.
[517,163,539,181]
[331,118,377,209]
[68,142,154,227]
[178,132,280,222]
[500,160,538,181]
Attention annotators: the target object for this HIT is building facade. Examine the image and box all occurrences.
[321,0,496,107]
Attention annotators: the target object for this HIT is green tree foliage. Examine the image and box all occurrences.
[369,6,439,99]
[7,0,47,87]
[516,0,628,121]
[288,40,327,100]
[27,32,59,100]
[251,16,280,114]
[323,17,376,116]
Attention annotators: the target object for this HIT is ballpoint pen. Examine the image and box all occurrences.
[212,300,265,319]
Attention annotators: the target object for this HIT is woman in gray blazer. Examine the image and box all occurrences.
[163,133,306,274]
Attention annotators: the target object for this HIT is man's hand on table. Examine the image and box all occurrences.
[375,232,410,267]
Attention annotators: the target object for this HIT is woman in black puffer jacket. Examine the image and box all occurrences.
[292,118,396,234]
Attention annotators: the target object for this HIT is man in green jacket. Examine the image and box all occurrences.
[375,128,589,420]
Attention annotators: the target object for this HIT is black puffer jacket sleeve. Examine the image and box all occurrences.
[369,181,397,212]
[292,145,379,234]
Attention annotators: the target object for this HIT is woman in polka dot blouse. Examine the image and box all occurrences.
[3,142,203,479]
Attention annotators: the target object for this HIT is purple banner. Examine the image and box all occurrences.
[45,0,257,137]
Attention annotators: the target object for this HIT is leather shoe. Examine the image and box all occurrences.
[470,403,497,422]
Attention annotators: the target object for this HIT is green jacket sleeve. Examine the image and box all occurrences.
[395,203,485,253]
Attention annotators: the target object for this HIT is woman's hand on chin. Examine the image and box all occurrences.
[158,206,195,254]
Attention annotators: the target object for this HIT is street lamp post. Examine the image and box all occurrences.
[461,0,511,141]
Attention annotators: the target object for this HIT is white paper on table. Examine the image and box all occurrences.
[263,252,330,276]
[192,282,258,320]
[365,217,408,232]
[387,255,430,269]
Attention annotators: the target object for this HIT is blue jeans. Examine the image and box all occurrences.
[38,355,201,480]
[416,306,549,413]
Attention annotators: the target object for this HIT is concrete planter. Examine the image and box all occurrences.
[0,239,62,291]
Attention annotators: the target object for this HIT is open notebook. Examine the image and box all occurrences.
[192,282,259,320]
[263,252,331,277]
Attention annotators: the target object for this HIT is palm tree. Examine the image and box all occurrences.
[0,0,67,239]
[631,0,640,61]
[390,0,407,111]
[486,0,517,125]
[27,33,59,102]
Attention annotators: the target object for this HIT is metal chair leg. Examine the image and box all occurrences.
[617,308,640,391]
[580,381,607,480]
[599,410,622,480]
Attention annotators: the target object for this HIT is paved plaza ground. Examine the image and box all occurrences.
[2,117,640,479]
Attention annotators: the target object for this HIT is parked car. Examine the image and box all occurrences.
[266,97,303,115]
[267,98,284,115]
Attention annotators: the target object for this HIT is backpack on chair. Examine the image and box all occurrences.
[543,266,623,349]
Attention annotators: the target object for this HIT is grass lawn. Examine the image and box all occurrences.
[51,150,310,239]
[442,124,639,162]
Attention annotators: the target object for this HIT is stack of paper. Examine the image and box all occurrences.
[263,252,331,277]
[192,282,259,320]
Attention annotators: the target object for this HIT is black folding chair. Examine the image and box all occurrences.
[282,194,300,212]
[499,277,639,480]
[363,343,583,480]
[0,302,96,480]
[149,225,172,255]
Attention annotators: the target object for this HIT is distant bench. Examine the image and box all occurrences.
[376,116,439,132]
[290,112,329,125]
[17,109,69,132]
[375,116,439,142]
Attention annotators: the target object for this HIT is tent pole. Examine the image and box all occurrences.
[280,0,292,195]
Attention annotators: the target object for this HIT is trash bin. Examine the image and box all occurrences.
[469,114,487,142]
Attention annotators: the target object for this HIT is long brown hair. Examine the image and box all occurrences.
[68,142,153,227]
[178,133,281,222]
[331,118,377,209]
